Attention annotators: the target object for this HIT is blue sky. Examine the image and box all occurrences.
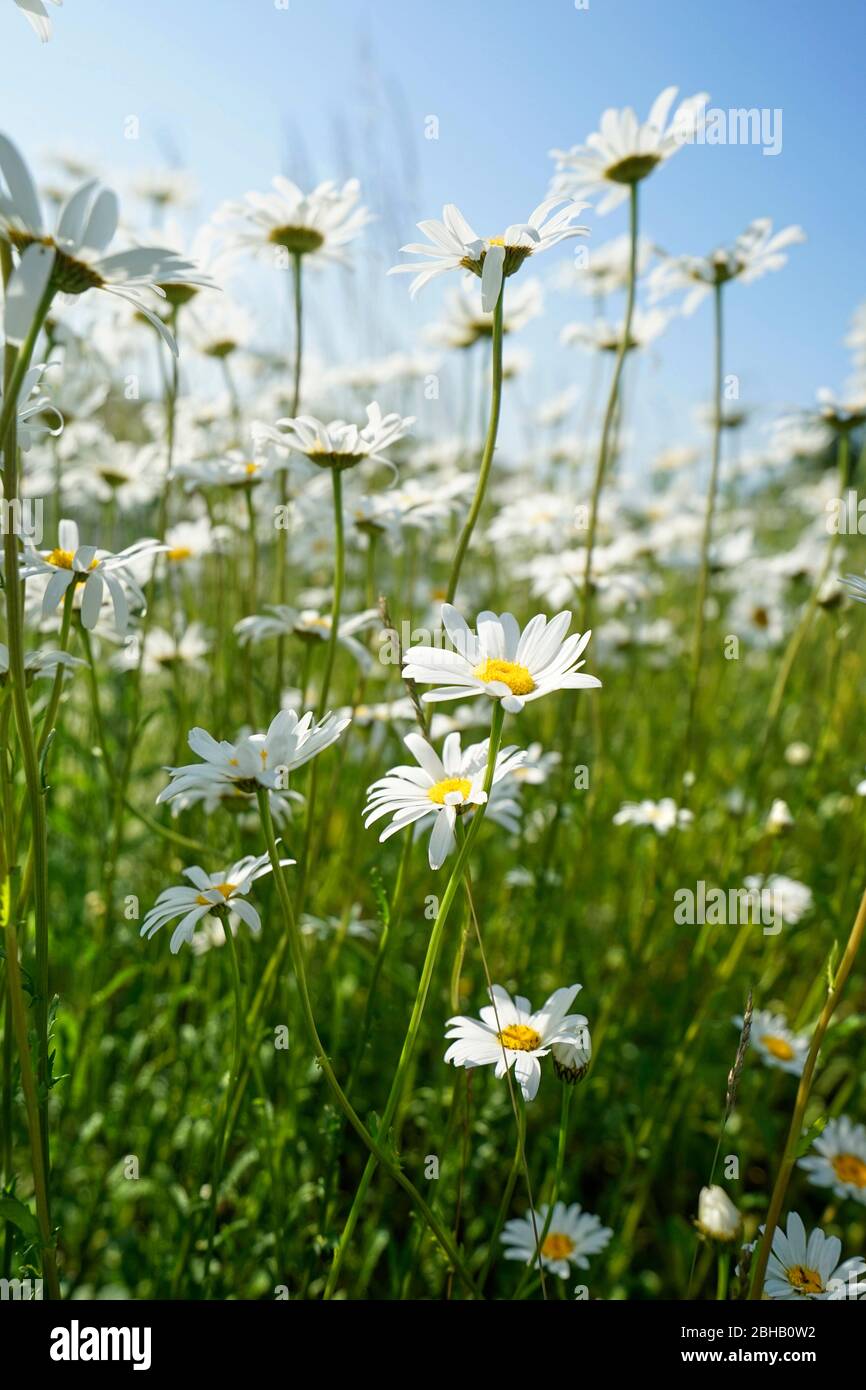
[3,0,864,457]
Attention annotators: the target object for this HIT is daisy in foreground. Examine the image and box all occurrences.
[403,605,600,714]
[388,198,588,311]
[799,1116,866,1206]
[362,730,526,870]
[21,518,162,634]
[763,1212,865,1300]
[733,1008,810,1077]
[140,851,292,955]
[444,983,589,1102]
[502,1202,612,1278]
[157,707,349,804]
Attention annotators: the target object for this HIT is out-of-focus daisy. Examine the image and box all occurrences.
[561,307,668,354]
[734,1008,809,1076]
[649,219,805,315]
[140,850,291,955]
[389,198,588,311]
[0,642,82,684]
[235,605,379,671]
[403,604,600,715]
[743,874,812,925]
[612,797,692,834]
[429,277,542,350]
[157,707,349,804]
[502,1202,612,1277]
[21,518,161,633]
[254,402,412,476]
[118,623,210,677]
[0,133,208,352]
[215,176,371,266]
[550,86,709,214]
[300,904,378,943]
[362,730,525,870]
[696,1185,741,1243]
[554,232,654,296]
[765,799,794,834]
[799,1117,866,1206]
[0,360,62,450]
[763,1212,865,1300]
[13,0,61,42]
[444,982,589,1102]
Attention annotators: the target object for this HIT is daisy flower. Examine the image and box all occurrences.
[21,518,162,633]
[612,797,693,834]
[156,707,349,804]
[648,219,805,315]
[389,198,589,311]
[429,277,542,351]
[799,1117,866,1206]
[444,982,589,1102]
[743,874,812,925]
[763,1212,865,1300]
[140,851,292,955]
[502,1202,612,1278]
[0,360,62,451]
[13,0,61,42]
[733,1008,810,1076]
[561,307,669,354]
[403,604,600,715]
[696,1185,742,1243]
[235,605,379,672]
[549,85,709,214]
[0,643,82,683]
[215,176,372,266]
[0,133,208,353]
[253,402,412,477]
[362,730,526,870]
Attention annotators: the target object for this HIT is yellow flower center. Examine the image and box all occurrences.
[427,776,472,805]
[786,1264,824,1296]
[498,1024,541,1052]
[761,1034,795,1061]
[195,882,235,905]
[487,236,506,246]
[244,461,259,476]
[832,1153,866,1189]
[46,548,76,569]
[474,658,536,697]
[541,1232,575,1261]
[167,546,193,562]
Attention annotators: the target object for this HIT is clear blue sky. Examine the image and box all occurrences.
[3,0,864,452]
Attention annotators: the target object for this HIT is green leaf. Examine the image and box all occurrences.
[0,1194,41,1245]
[796,1115,827,1158]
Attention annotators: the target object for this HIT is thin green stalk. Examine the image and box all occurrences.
[749,882,866,1298]
[684,279,725,765]
[579,182,638,632]
[255,787,482,1299]
[322,702,506,1297]
[446,289,504,603]
[36,586,75,759]
[514,1084,572,1298]
[203,910,245,1296]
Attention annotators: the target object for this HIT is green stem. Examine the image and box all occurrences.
[684,279,725,765]
[579,182,638,631]
[446,289,504,603]
[749,882,866,1298]
[202,910,245,1296]
[514,1084,572,1298]
[36,586,75,760]
[323,702,506,1298]
[317,465,344,719]
[255,786,482,1299]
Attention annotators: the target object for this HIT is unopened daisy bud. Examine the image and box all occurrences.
[765,798,794,835]
[552,1032,591,1085]
[696,1185,742,1243]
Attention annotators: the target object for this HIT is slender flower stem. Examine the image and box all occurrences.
[579,182,638,632]
[1,255,56,1197]
[255,786,482,1299]
[202,910,245,1296]
[446,290,504,603]
[514,1084,572,1298]
[323,702,506,1298]
[317,465,345,719]
[36,587,76,760]
[749,883,866,1298]
[684,279,725,766]
[275,252,303,700]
